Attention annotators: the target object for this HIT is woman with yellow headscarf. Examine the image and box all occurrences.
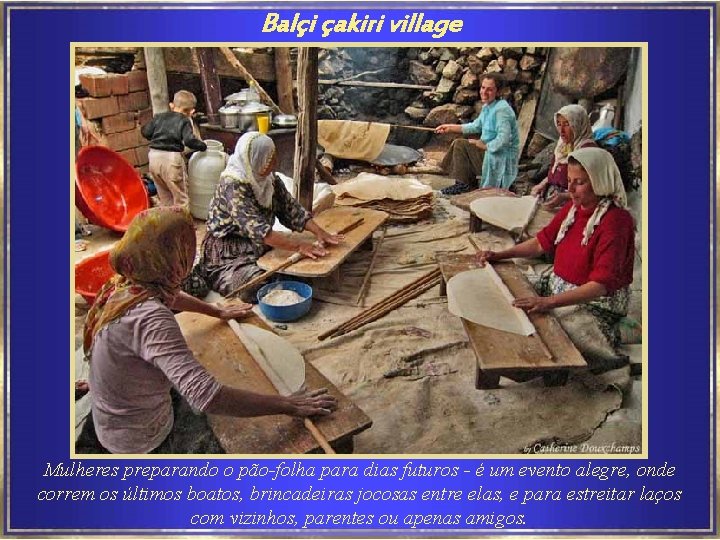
[186,132,342,302]
[78,207,337,454]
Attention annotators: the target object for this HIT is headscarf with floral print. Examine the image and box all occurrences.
[83,206,196,356]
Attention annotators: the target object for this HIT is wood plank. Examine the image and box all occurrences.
[516,91,538,157]
[257,207,388,277]
[176,311,372,454]
[195,47,223,125]
[274,47,295,114]
[294,47,318,210]
[449,187,518,213]
[162,47,277,82]
[318,80,434,90]
[437,253,586,371]
[219,47,281,113]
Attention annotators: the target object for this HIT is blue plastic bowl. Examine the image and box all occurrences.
[257,280,313,322]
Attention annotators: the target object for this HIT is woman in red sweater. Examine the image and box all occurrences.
[478,147,635,347]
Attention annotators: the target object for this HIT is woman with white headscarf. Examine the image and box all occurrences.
[531,104,597,209]
[478,147,635,347]
[186,133,341,301]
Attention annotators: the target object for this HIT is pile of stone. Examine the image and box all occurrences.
[407,47,547,128]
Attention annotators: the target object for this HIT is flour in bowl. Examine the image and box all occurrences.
[262,289,305,306]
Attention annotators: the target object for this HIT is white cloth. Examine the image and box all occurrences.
[551,104,594,174]
[221,132,276,209]
[554,147,628,246]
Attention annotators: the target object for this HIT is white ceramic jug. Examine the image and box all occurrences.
[188,140,227,220]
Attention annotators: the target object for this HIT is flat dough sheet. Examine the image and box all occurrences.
[205,291,306,394]
[447,267,536,336]
[331,172,433,201]
[470,195,538,232]
[318,120,390,161]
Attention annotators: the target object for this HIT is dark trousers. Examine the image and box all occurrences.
[441,138,485,188]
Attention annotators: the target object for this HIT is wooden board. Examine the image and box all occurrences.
[517,91,539,156]
[437,253,586,372]
[161,47,277,82]
[257,207,388,277]
[176,311,372,454]
[449,187,518,212]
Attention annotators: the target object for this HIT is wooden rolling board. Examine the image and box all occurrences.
[449,187,518,212]
[257,207,388,277]
[176,311,372,454]
[437,253,586,372]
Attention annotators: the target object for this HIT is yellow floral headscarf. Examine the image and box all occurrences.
[83,207,196,355]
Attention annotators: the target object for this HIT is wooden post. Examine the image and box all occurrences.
[274,47,295,114]
[143,47,169,114]
[195,47,223,125]
[293,47,318,211]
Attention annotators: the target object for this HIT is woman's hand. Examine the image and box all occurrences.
[475,250,498,267]
[297,242,328,260]
[434,124,457,134]
[531,180,547,197]
[543,192,569,210]
[513,295,555,314]
[287,388,338,417]
[472,139,487,151]
[214,301,253,320]
[314,228,344,249]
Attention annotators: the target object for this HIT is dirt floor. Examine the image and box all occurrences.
[73,157,643,455]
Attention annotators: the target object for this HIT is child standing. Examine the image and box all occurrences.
[141,90,207,209]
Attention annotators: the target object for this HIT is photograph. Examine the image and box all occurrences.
[72,45,644,457]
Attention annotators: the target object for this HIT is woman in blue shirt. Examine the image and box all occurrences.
[435,73,520,195]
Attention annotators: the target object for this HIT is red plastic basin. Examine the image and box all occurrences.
[75,145,149,232]
[75,250,115,304]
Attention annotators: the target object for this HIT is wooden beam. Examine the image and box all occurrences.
[218,47,281,113]
[293,48,318,211]
[195,47,223,125]
[274,48,295,115]
[162,47,276,82]
[318,80,434,90]
[143,47,169,114]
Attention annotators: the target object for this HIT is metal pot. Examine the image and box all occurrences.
[225,88,260,108]
[273,113,298,128]
[239,103,272,132]
[218,105,240,129]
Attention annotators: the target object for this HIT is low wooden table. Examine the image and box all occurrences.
[176,311,372,454]
[449,188,518,233]
[257,207,388,289]
[437,253,586,389]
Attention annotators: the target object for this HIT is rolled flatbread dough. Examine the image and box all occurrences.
[447,266,536,336]
[470,195,539,232]
[228,321,306,396]
[331,172,433,201]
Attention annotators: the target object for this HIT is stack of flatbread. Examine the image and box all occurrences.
[331,173,434,223]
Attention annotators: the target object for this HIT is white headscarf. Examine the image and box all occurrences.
[221,132,276,209]
[554,147,628,246]
[551,104,594,174]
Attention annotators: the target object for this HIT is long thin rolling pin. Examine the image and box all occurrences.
[355,225,387,306]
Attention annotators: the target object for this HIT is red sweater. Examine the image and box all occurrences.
[536,201,635,293]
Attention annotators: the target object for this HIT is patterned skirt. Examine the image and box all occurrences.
[534,268,630,347]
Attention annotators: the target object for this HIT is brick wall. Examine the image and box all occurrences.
[77,70,151,175]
